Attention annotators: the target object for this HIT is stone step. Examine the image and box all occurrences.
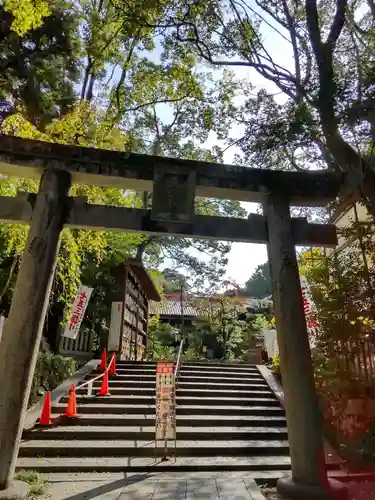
[60,395,280,407]
[16,455,292,473]
[113,362,258,371]
[48,414,287,427]
[34,470,292,483]
[23,426,288,441]
[181,362,258,370]
[103,370,263,381]
[82,379,269,390]
[77,387,275,398]
[84,374,267,384]
[19,439,290,457]
[177,381,268,388]
[179,376,266,383]
[114,364,156,368]
[96,368,156,374]
[179,370,260,378]
[52,403,285,416]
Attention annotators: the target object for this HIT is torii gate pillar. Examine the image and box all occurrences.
[265,193,346,500]
[0,169,71,496]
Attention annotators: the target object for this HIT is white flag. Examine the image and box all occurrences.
[62,285,93,340]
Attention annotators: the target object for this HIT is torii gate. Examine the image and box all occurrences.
[0,136,344,499]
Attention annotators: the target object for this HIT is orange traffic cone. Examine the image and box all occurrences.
[97,370,110,396]
[108,353,117,377]
[65,384,78,418]
[100,348,107,372]
[39,392,51,425]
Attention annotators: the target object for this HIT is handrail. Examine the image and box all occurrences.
[76,353,115,396]
[174,338,184,381]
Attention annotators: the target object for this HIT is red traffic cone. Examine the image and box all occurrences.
[97,370,110,396]
[39,392,51,425]
[65,384,78,418]
[108,353,117,377]
[100,348,107,372]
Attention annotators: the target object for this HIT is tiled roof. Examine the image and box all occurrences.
[150,300,199,317]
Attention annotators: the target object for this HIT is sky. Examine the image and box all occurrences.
[201,19,293,287]
[131,8,295,287]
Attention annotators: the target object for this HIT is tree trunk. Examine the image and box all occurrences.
[44,301,65,353]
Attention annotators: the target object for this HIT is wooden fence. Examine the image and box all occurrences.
[338,338,375,384]
[59,330,95,360]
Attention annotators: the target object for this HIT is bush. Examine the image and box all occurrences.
[149,344,176,361]
[181,347,202,361]
[271,353,281,377]
[29,352,76,407]
[15,470,45,498]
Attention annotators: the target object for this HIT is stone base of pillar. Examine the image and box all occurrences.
[277,476,347,500]
[0,481,29,500]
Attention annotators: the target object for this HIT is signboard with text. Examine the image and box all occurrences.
[62,285,93,340]
[155,362,176,442]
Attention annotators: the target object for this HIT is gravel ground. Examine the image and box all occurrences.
[260,488,279,500]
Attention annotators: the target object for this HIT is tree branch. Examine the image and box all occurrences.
[327,0,348,46]
[305,0,323,56]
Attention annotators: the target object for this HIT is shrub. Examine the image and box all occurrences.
[15,470,45,498]
[149,344,176,361]
[29,352,76,407]
[271,353,281,377]
[271,354,281,383]
[181,347,202,361]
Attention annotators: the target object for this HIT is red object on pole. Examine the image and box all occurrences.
[65,384,78,418]
[108,353,116,377]
[100,348,107,372]
[97,370,110,396]
[39,392,51,425]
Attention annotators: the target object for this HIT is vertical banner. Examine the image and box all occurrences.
[62,285,93,340]
[108,301,123,351]
[300,275,319,348]
[155,362,176,458]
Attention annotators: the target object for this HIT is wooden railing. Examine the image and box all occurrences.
[338,338,375,384]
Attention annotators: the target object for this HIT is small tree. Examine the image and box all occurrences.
[243,263,272,299]
[195,296,268,360]
[298,213,375,461]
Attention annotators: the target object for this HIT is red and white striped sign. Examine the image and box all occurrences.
[62,285,93,340]
[300,275,319,346]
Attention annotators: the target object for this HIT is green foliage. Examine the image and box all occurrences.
[181,347,203,362]
[14,470,45,498]
[297,217,375,463]
[0,1,80,124]
[29,352,76,407]
[5,0,51,36]
[243,263,271,299]
[271,353,281,377]
[195,297,269,361]
[162,268,187,293]
[0,104,144,322]
[112,0,375,214]
[147,319,179,361]
[150,344,176,361]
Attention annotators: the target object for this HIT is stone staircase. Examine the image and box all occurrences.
[18,361,291,477]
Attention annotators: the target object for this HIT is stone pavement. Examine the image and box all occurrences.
[41,472,268,500]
